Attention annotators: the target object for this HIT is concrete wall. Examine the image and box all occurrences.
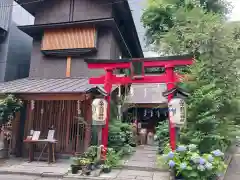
[0,0,13,31]
[29,28,120,78]
[0,1,33,82]
[4,22,32,82]
[34,0,112,25]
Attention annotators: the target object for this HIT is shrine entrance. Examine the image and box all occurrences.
[84,55,193,150]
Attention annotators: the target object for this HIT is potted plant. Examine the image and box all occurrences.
[161,144,226,180]
[79,158,91,166]
[102,164,111,173]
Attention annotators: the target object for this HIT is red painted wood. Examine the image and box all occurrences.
[88,62,131,69]
[102,70,113,153]
[143,59,192,67]
[87,59,193,70]
[165,65,176,151]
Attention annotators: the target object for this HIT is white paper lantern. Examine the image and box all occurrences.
[92,98,108,125]
[168,98,187,126]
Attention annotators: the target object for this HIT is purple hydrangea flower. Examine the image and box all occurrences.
[168,151,174,159]
[199,157,206,165]
[207,155,214,162]
[205,162,213,170]
[168,160,175,168]
[197,165,206,171]
[177,145,187,152]
[180,163,187,170]
[212,149,224,157]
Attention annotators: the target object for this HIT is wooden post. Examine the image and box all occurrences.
[165,65,176,151]
[66,57,71,77]
[102,69,113,149]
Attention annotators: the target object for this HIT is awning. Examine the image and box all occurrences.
[0,78,101,94]
[125,83,167,104]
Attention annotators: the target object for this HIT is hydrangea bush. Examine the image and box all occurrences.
[162,144,226,180]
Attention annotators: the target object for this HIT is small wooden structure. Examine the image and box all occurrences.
[0,78,113,159]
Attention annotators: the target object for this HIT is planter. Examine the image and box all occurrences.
[170,170,184,180]
[0,148,9,159]
[89,163,96,170]
[85,171,91,176]
[103,167,112,173]
[175,174,184,180]
[71,165,79,174]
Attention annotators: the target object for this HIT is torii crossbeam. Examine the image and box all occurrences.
[85,55,193,151]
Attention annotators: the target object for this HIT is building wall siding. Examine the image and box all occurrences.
[73,0,112,22]
[29,28,118,78]
[0,0,13,31]
[34,0,71,24]
[4,22,32,82]
[34,0,112,25]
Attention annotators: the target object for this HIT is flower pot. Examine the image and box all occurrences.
[89,163,95,170]
[85,171,91,176]
[103,167,112,173]
[71,165,79,174]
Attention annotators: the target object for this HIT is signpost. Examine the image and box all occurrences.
[85,55,193,151]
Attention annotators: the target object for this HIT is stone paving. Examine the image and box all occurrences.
[98,169,169,180]
[67,145,170,180]
[0,158,70,178]
[0,145,170,180]
[122,145,163,171]
[224,154,240,180]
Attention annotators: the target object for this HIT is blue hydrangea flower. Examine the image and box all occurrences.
[207,155,214,162]
[188,144,197,151]
[205,162,213,170]
[199,157,206,165]
[212,149,224,157]
[177,145,187,152]
[168,160,175,168]
[197,165,206,171]
[180,163,187,170]
[167,151,174,159]
[191,155,200,163]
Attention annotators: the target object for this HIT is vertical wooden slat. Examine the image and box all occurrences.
[65,101,71,153]
[22,99,87,155]
[66,57,71,77]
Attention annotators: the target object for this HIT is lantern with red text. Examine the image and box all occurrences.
[168,98,187,127]
[92,99,108,126]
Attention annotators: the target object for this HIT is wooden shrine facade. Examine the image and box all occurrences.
[11,93,92,158]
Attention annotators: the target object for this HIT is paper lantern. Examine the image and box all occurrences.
[168,98,187,126]
[92,98,108,125]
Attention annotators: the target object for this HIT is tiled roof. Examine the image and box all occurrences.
[126,83,167,104]
[0,78,96,94]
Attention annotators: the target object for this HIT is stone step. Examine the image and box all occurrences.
[121,161,168,172]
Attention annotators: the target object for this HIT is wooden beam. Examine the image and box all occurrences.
[66,56,71,77]
[127,103,168,108]
[17,93,91,101]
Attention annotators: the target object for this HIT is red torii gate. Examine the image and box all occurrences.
[85,55,193,151]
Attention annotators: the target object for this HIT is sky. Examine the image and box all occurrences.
[229,0,240,21]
